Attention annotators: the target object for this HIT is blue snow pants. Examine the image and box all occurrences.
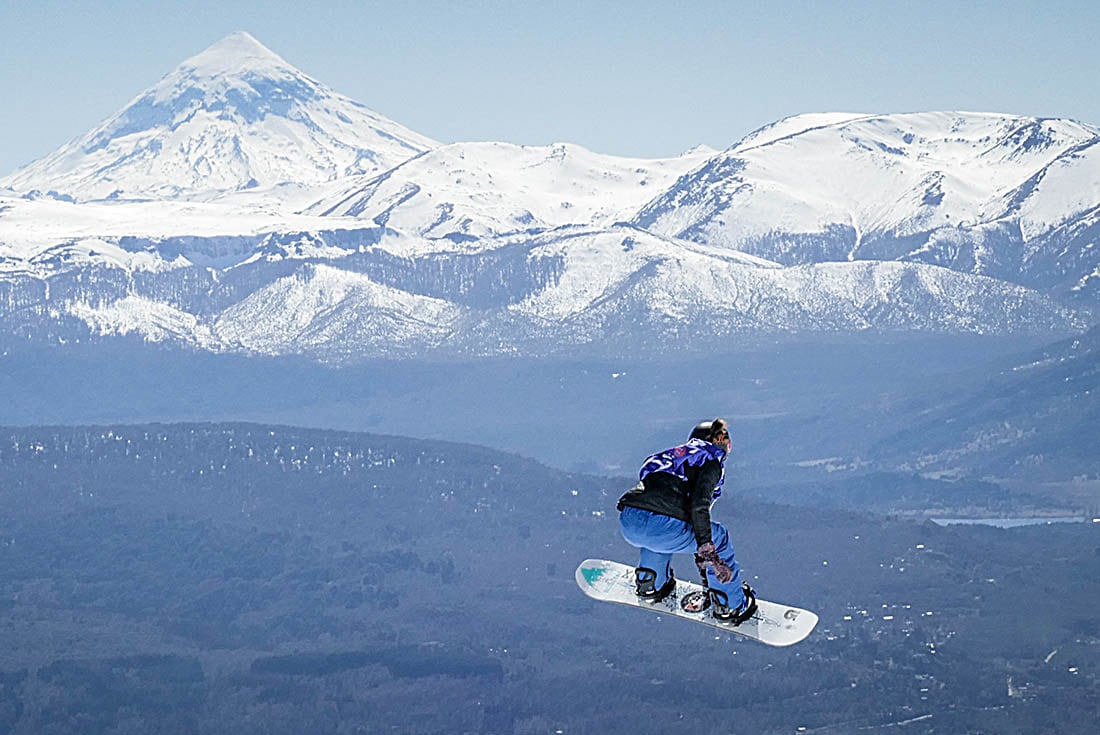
[619,505,747,607]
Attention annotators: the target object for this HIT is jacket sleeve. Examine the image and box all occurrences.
[616,481,645,511]
[688,459,722,546]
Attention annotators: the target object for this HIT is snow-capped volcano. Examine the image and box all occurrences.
[0,32,437,201]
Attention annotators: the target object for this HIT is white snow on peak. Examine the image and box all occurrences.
[0,33,438,201]
[1013,137,1100,236]
[638,111,1100,262]
[308,141,714,241]
[171,31,289,81]
[732,112,873,152]
[681,144,721,157]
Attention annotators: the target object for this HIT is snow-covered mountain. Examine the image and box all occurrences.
[307,141,715,241]
[635,112,1100,299]
[3,224,1081,362]
[0,34,1096,362]
[0,32,436,201]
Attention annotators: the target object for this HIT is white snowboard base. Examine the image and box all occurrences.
[575,558,818,647]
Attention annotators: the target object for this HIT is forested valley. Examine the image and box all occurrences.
[0,424,1097,734]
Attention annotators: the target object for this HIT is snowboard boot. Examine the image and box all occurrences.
[635,567,676,603]
[710,583,758,626]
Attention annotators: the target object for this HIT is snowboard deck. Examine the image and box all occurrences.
[575,558,818,647]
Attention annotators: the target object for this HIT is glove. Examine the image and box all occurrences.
[695,542,733,584]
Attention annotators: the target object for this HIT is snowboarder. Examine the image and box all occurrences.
[616,418,757,624]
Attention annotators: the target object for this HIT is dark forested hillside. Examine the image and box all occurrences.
[867,324,1100,484]
[0,423,1097,734]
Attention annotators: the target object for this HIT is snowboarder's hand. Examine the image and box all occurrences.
[695,542,733,584]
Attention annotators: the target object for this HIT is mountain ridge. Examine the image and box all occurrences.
[635,112,1100,300]
[0,33,1097,362]
[13,225,1079,363]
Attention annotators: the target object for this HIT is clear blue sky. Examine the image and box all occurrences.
[2,0,1097,176]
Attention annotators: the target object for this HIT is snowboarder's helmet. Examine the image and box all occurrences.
[689,421,713,441]
[690,418,729,443]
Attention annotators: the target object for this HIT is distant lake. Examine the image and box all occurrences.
[931,517,1090,528]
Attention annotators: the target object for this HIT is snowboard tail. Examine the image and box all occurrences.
[575,558,817,647]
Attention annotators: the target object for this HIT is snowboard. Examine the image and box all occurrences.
[575,558,818,647]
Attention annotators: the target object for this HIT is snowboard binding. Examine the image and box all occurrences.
[709,583,758,626]
[634,567,676,603]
